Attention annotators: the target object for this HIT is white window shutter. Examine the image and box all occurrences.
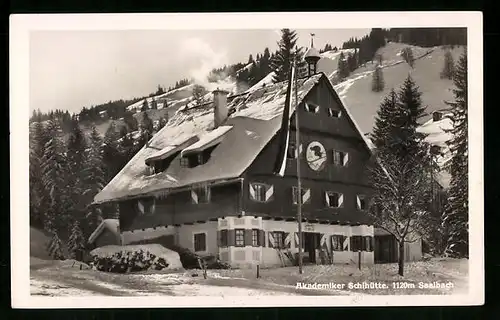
[265,185,274,201]
[249,183,256,200]
[343,236,349,251]
[191,189,198,204]
[343,153,349,166]
[320,234,327,246]
[268,232,275,248]
[151,199,156,214]
[284,233,292,248]
[356,196,361,210]
[338,194,344,207]
[325,192,330,206]
[295,144,303,158]
[302,188,311,204]
[292,187,298,204]
[137,200,144,214]
[294,232,299,247]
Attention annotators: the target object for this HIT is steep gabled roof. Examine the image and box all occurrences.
[88,219,120,244]
[93,73,325,204]
[93,72,375,205]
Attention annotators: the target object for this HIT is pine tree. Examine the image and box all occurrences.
[248,54,254,64]
[123,111,138,132]
[103,122,122,181]
[440,50,455,80]
[66,118,88,216]
[83,127,106,204]
[442,50,468,258]
[67,220,85,260]
[401,47,415,68]
[371,89,398,148]
[141,99,149,112]
[368,79,430,276]
[337,52,350,79]
[158,116,168,131]
[347,52,357,72]
[29,122,49,229]
[47,231,65,260]
[270,29,305,83]
[371,65,385,92]
[141,112,154,142]
[41,120,69,236]
[150,98,158,110]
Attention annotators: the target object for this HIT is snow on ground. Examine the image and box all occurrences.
[30,257,467,296]
[246,72,275,92]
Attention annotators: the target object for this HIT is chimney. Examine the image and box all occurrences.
[213,88,230,128]
[433,111,443,122]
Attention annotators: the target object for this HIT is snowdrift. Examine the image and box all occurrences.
[90,244,183,273]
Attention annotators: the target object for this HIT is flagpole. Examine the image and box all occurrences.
[294,58,303,274]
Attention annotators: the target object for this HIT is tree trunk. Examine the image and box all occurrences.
[398,240,405,276]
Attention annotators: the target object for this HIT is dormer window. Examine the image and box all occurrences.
[433,111,443,122]
[328,108,342,118]
[304,103,319,113]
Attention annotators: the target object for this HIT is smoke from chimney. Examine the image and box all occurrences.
[213,89,229,128]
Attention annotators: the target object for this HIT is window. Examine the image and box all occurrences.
[325,191,344,208]
[350,236,363,252]
[331,235,346,251]
[364,236,374,252]
[328,108,342,118]
[332,150,349,166]
[180,157,189,168]
[137,198,155,215]
[235,229,245,247]
[357,195,367,210]
[292,187,311,205]
[287,141,297,159]
[252,229,259,247]
[270,231,284,249]
[220,229,228,247]
[304,102,319,113]
[191,186,211,204]
[194,233,206,252]
[249,183,274,202]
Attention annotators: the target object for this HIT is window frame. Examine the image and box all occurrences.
[194,232,207,252]
[326,191,344,208]
[251,229,259,247]
[220,229,228,247]
[192,185,211,204]
[249,182,268,202]
[328,108,342,118]
[357,194,367,210]
[235,229,245,247]
[292,186,311,205]
[304,102,319,114]
[331,235,345,251]
[287,140,297,159]
[332,149,348,166]
[270,231,285,249]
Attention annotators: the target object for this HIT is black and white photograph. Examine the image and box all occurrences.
[10,12,483,307]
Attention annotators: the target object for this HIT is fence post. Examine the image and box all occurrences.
[358,251,361,270]
[256,264,260,278]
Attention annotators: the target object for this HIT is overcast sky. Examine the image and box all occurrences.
[30,29,370,114]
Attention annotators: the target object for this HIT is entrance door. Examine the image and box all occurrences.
[375,235,397,263]
[303,232,320,264]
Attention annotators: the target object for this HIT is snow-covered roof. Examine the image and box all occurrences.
[181,125,233,157]
[94,72,372,204]
[88,219,120,244]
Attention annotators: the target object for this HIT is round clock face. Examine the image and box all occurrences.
[305,141,327,171]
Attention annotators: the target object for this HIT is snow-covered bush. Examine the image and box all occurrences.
[90,244,182,273]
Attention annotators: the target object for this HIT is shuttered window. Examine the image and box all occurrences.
[249,183,274,202]
[292,187,311,205]
[219,229,228,247]
[332,150,349,166]
[326,191,344,208]
[235,229,245,247]
[194,233,206,252]
[350,236,363,252]
[364,236,374,252]
[252,229,259,247]
[328,108,342,118]
[331,235,346,251]
[269,231,285,249]
[357,195,367,210]
[191,186,211,204]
